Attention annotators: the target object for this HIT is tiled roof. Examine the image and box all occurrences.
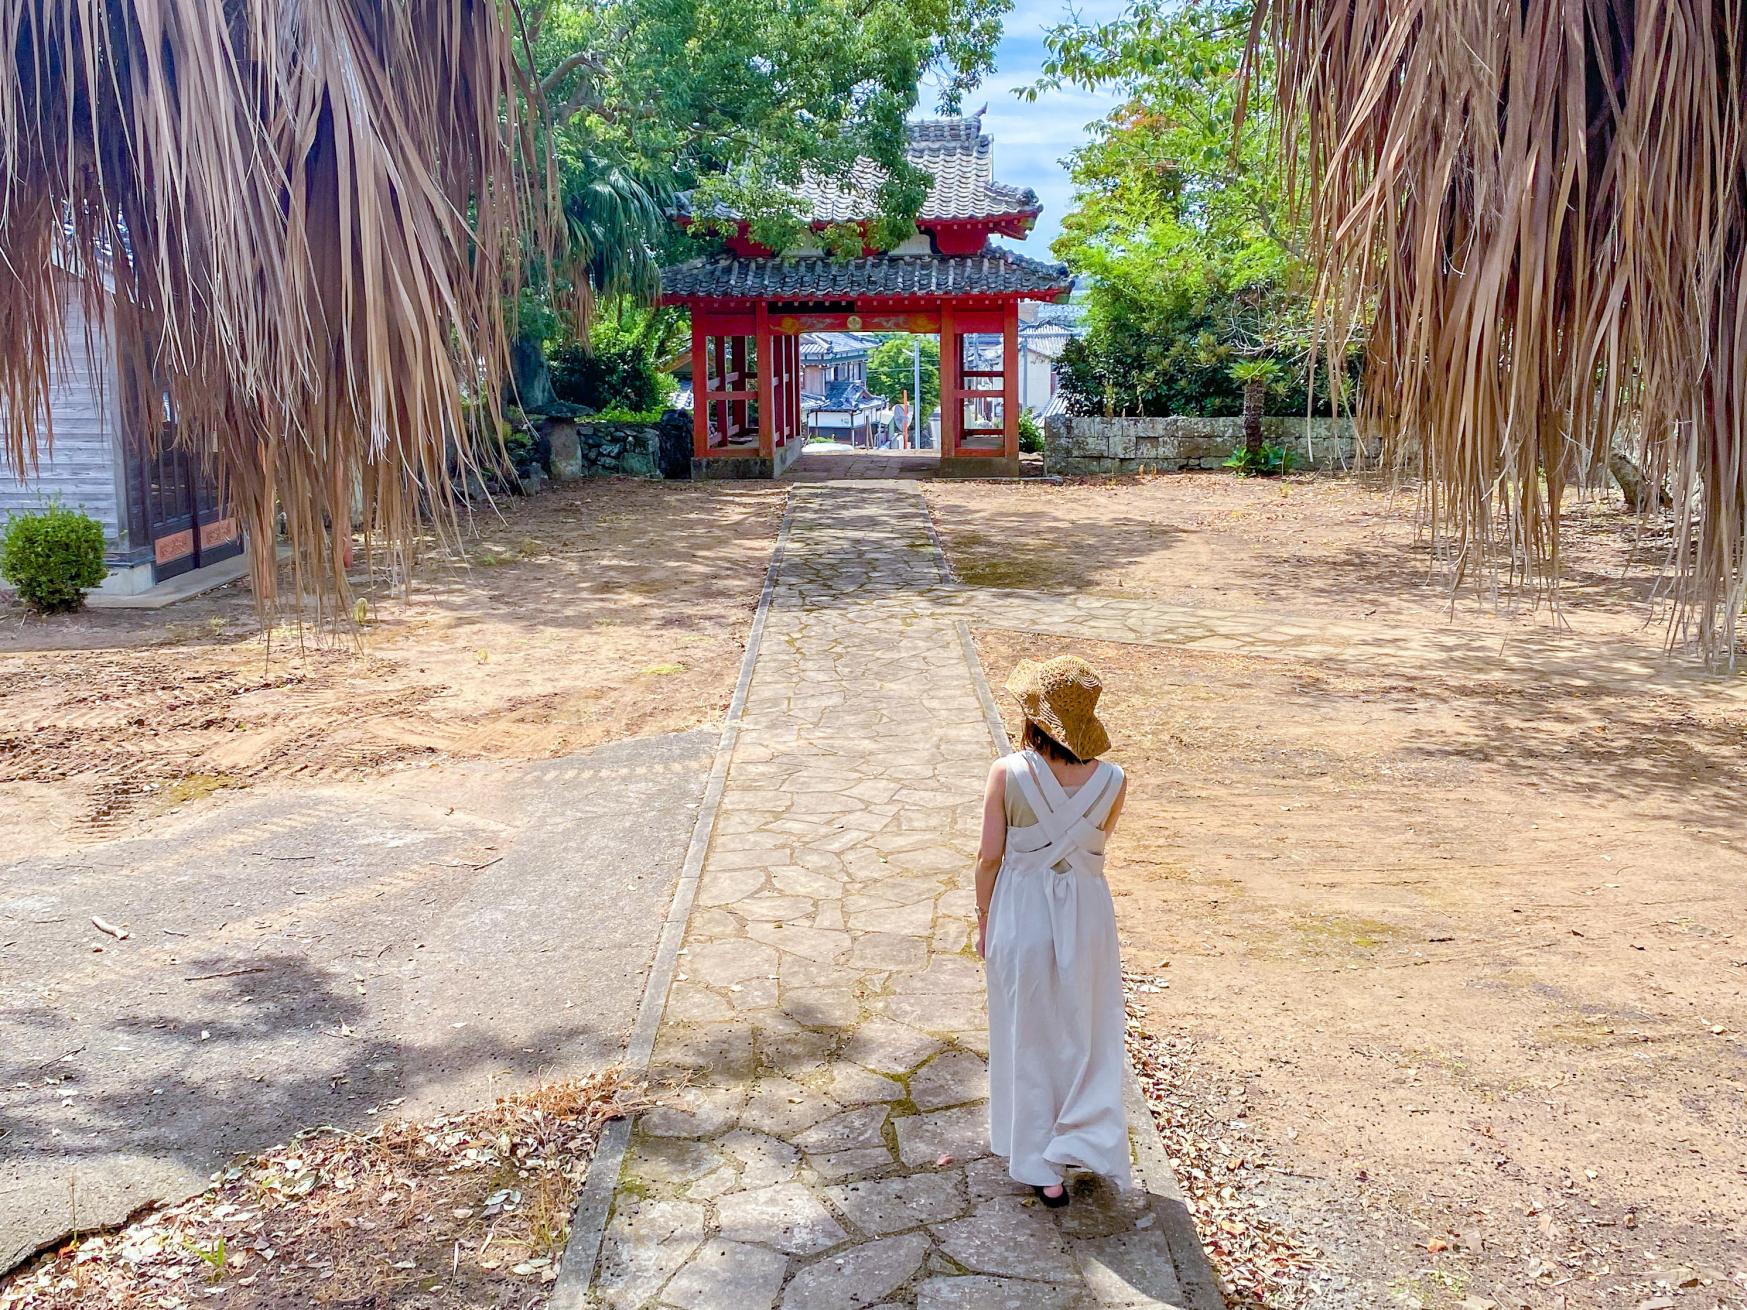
[662,248,1072,301]
[824,117,1037,223]
[804,380,886,412]
[687,116,1039,225]
[800,332,878,361]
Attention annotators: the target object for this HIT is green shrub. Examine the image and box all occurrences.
[1222,442,1296,478]
[595,403,671,423]
[549,341,675,413]
[1055,280,1363,419]
[501,425,540,477]
[0,502,108,613]
[1018,410,1045,454]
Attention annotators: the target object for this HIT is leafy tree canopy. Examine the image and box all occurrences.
[1029,0,1352,418]
[524,0,1010,291]
[867,336,941,424]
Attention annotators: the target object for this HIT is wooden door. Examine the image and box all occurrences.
[143,432,242,582]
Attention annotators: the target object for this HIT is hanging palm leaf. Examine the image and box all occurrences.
[560,150,672,331]
[1249,0,1747,661]
[0,0,546,614]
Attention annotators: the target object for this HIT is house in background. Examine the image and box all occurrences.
[1,266,244,599]
[1017,300,1085,418]
[800,333,887,445]
[799,333,879,393]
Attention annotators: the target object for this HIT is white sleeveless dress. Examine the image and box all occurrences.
[984,749,1131,1188]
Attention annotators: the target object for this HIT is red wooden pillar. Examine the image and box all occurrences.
[786,334,801,444]
[730,335,748,438]
[754,302,774,459]
[691,315,709,458]
[713,334,729,443]
[939,303,959,457]
[1002,300,1020,460]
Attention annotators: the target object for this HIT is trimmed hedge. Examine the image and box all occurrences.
[0,503,107,613]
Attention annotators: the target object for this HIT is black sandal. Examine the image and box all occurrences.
[1032,1183,1070,1209]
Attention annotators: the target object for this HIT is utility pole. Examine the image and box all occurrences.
[913,335,923,449]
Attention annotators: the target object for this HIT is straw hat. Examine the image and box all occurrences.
[1006,655,1111,760]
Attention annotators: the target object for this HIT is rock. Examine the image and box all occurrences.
[594,1198,706,1308]
[895,1103,989,1166]
[717,1129,802,1188]
[716,1181,849,1255]
[931,1200,1078,1282]
[779,1233,930,1310]
[1073,1230,1186,1305]
[916,1275,1081,1310]
[662,1238,790,1310]
[825,1172,968,1235]
[908,1049,989,1111]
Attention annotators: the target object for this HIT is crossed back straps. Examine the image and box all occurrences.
[1005,750,1122,877]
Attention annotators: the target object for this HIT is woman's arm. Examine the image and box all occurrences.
[973,760,1006,959]
[1102,774,1129,836]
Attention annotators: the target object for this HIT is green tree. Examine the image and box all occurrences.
[550,301,688,414]
[867,337,940,425]
[525,0,1009,281]
[514,0,1009,407]
[1029,0,1352,419]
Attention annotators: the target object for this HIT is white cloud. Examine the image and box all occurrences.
[917,0,1127,251]
[981,0,1127,249]
[982,78,1119,251]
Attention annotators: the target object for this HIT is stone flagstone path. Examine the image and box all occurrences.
[582,484,1207,1309]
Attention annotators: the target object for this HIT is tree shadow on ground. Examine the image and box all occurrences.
[0,951,608,1270]
[628,994,1220,1309]
[1352,666,1747,831]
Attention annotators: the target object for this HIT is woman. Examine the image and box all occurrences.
[976,654,1130,1208]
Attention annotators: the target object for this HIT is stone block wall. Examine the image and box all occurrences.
[1044,414,1379,477]
[541,410,692,480]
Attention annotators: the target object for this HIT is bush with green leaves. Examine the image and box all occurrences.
[546,306,682,415]
[550,340,674,413]
[1055,281,1358,420]
[1223,442,1295,477]
[0,502,108,613]
[1018,409,1045,454]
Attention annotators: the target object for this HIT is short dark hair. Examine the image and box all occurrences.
[1021,719,1088,765]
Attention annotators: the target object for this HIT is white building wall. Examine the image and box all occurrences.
[0,276,126,545]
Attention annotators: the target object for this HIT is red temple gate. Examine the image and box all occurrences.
[663,116,1071,478]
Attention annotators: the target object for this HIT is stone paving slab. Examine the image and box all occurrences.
[578,484,1209,1309]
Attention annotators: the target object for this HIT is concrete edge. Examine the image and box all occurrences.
[86,552,252,608]
[550,491,798,1309]
[952,617,1225,1310]
[913,482,955,587]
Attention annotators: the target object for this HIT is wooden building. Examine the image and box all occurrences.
[663,115,1072,477]
[1,269,243,598]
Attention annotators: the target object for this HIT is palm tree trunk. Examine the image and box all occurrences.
[1243,377,1265,456]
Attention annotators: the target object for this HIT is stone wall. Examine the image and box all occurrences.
[541,410,692,480]
[1044,414,1379,477]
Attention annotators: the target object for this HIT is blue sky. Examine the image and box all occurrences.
[961,0,1127,255]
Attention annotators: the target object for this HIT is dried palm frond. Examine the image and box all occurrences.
[0,0,546,614]
[1250,0,1747,661]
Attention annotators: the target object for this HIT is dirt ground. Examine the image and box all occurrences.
[0,481,784,854]
[926,473,1714,650]
[1,1073,639,1310]
[944,478,1747,1310]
